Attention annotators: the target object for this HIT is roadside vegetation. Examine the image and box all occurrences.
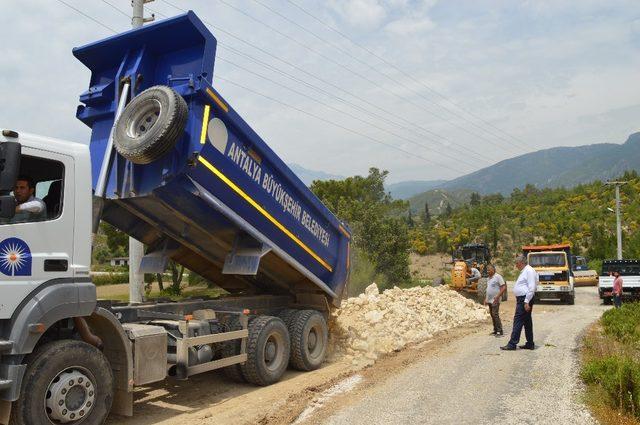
[581,303,640,424]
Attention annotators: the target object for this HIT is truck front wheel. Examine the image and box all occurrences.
[241,316,290,386]
[10,340,113,425]
[289,310,328,371]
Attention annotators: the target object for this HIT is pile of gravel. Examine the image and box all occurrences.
[329,283,488,366]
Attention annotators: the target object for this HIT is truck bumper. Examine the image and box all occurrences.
[599,287,640,299]
[535,289,572,300]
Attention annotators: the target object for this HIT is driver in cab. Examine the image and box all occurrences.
[10,175,46,223]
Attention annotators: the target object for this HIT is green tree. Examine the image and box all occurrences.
[423,201,431,225]
[470,192,481,206]
[311,168,411,286]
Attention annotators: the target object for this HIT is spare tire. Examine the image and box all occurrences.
[114,85,188,164]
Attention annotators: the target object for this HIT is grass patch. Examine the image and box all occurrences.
[581,304,640,425]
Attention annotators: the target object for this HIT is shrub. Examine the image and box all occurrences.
[91,273,129,286]
[601,302,640,345]
[582,355,640,416]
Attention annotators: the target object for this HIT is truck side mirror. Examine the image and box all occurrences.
[0,195,15,219]
[0,142,21,192]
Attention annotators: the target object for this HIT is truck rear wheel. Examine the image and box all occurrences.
[278,309,298,330]
[10,340,113,425]
[241,316,290,386]
[289,310,328,371]
[476,278,488,304]
[219,316,246,383]
[114,85,188,164]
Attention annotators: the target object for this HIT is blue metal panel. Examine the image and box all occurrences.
[74,11,350,303]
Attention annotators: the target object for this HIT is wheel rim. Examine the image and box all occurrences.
[306,323,325,361]
[44,367,96,424]
[126,99,162,139]
[263,333,285,372]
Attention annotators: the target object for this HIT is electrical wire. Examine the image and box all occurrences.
[213,0,525,155]
[285,0,532,150]
[55,0,118,33]
[155,1,495,163]
[54,1,472,175]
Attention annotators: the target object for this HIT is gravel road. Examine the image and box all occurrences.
[320,286,605,425]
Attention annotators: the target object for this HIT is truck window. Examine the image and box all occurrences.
[529,254,566,267]
[602,262,640,276]
[0,155,64,224]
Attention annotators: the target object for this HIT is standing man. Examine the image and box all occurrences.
[501,254,538,351]
[612,270,623,308]
[486,264,507,336]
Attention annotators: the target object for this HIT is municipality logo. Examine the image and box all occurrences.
[0,238,32,276]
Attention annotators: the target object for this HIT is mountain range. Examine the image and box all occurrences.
[290,132,640,206]
[439,132,640,195]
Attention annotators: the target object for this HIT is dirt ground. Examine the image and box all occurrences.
[104,285,604,425]
[106,297,500,425]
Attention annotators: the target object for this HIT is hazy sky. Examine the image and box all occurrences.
[2,0,639,182]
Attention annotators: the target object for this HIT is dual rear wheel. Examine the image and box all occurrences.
[222,309,328,386]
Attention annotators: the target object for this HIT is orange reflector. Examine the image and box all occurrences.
[184,315,194,321]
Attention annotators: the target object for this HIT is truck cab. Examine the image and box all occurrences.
[523,244,575,305]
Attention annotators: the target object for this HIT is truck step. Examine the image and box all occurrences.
[0,380,12,390]
[0,340,12,353]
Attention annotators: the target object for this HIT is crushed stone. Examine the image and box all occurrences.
[328,283,489,367]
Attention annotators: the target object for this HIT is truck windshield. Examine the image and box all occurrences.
[529,254,566,267]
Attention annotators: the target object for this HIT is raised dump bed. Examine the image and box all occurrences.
[74,11,350,307]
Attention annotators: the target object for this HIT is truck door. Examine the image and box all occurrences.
[0,148,74,319]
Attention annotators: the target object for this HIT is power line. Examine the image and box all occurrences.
[252,0,524,151]
[218,46,494,164]
[155,1,495,163]
[54,1,466,175]
[217,56,479,171]
[213,0,524,155]
[55,0,118,33]
[215,75,462,175]
[101,0,130,19]
[285,0,532,151]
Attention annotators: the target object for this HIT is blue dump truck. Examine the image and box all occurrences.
[0,12,350,424]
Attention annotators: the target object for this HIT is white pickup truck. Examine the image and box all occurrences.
[598,259,640,304]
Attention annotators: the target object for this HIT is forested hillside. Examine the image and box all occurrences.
[410,170,640,272]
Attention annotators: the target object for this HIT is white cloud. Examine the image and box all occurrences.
[385,16,435,35]
[329,0,388,30]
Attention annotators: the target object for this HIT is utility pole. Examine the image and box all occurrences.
[605,181,627,260]
[129,0,155,303]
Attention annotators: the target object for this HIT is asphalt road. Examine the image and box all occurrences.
[321,286,605,425]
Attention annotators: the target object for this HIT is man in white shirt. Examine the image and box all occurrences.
[11,175,46,223]
[485,264,507,336]
[501,254,538,350]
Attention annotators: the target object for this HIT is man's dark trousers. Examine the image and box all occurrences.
[507,295,534,348]
[489,303,502,333]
